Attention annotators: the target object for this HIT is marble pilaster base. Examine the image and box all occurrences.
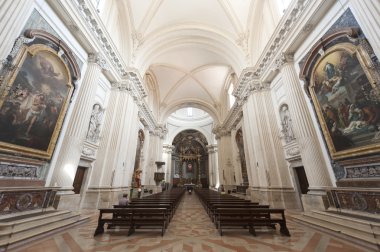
[54,194,81,211]
[247,187,302,210]
[301,193,329,212]
[81,187,125,209]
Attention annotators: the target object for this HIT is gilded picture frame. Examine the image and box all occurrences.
[309,42,380,159]
[0,43,74,159]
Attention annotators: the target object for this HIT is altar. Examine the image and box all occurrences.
[184,183,195,191]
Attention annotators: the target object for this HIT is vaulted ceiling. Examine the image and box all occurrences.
[100,0,282,122]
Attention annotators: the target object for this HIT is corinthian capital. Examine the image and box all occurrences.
[274,53,294,70]
[88,53,108,70]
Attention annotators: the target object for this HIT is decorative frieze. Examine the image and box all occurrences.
[0,188,57,215]
[327,189,380,214]
[0,163,39,179]
[345,165,380,179]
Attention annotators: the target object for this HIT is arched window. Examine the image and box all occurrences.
[228,83,235,109]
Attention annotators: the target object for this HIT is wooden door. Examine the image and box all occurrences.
[73,166,86,194]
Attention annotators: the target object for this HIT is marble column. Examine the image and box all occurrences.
[50,53,106,209]
[213,127,234,187]
[163,144,175,183]
[349,0,380,57]
[207,145,219,188]
[276,53,332,211]
[0,0,32,60]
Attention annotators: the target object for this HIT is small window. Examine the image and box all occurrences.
[187,107,193,117]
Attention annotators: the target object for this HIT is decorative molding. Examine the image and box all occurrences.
[286,146,300,157]
[233,0,310,96]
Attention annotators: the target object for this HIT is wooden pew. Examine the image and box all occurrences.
[94,207,169,236]
[215,208,290,236]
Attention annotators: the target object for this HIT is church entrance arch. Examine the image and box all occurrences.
[171,130,209,188]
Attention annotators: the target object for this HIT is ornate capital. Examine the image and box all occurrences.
[206,145,218,153]
[119,80,131,91]
[88,53,108,70]
[163,144,175,154]
[110,81,121,90]
[274,53,294,70]
[212,125,231,139]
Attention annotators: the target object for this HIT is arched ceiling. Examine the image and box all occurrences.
[110,0,282,122]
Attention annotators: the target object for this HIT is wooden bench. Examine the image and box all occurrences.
[215,208,290,236]
[94,207,168,237]
[209,204,269,223]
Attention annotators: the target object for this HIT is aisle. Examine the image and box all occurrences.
[13,192,372,252]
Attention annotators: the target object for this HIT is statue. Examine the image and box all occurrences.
[280,104,295,143]
[134,169,142,188]
[86,103,103,143]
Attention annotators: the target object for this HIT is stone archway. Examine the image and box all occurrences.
[171,130,209,188]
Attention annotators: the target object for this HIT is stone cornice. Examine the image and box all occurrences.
[137,100,158,132]
[233,0,310,98]
[75,0,128,76]
[72,0,150,110]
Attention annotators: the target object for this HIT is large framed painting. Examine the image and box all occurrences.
[0,43,74,159]
[308,40,380,159]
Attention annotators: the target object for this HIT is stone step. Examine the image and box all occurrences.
[291,210,380,249]
[308,210,380,235]
[0,210,89,251]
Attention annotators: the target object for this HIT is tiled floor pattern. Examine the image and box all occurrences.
[12,193,374,252]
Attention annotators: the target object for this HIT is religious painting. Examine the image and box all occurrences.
[187,162,193,172]
[309,42,380,159]
[0,44,73,159]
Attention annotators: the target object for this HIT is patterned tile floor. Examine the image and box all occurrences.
[11,193,374,252]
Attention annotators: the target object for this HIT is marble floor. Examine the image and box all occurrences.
[11,193,374,252]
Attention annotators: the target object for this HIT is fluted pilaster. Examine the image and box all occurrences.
[349,0,380,57]
[242,98,260,186]
[163,144,175,182]
[0,0,31,60]
[115,96,139,187]
[88,83,120,188]
[248,92,268,187]
[277,54,332,191]
[260,89,292,187]
[207,145,218,187]
[51,54,104,191]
